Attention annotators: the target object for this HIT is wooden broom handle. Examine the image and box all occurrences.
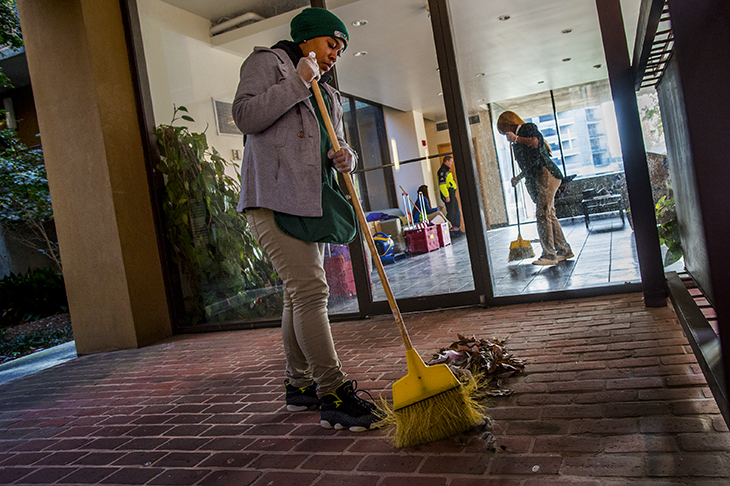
[311,81,412,351]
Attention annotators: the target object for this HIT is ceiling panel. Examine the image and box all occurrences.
[158,0,309,23]
[160,0,641,121]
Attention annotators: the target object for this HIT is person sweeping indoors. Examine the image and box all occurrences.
[497,111,574,266]
[232,7,381,431]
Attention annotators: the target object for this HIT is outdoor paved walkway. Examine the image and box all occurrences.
[1,292,729,485]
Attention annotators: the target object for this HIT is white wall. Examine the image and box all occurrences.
[383,107,436,215]
[137,0,246,179]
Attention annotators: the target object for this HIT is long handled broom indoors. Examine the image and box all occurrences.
[312,80,483,448]
[508,143,535,261]
[398,184,424,223]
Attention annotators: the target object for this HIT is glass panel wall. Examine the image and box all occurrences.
[447,0,642,296]
[637,87,682,271]
[136,0,361,327]
[330,0,476,303]
[136,0,659,326]
[342,97,398,213]
[135,0,481,326]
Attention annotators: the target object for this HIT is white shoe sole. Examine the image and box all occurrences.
[287,404,317,412]
[320,419,376,432]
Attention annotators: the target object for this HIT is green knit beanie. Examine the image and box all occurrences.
[290,8,349,50]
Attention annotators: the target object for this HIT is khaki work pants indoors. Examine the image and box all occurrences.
[246,208,345,397]
[536,167,570,260]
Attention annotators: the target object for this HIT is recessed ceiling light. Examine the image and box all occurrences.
[562,58,572,62]
[352,20,368,27]
[498,14,510,21]
[354,51,367,57]
[593,64,602,69]
[561,28,573,34]
[438,92,443,96]
[476,72,485,77]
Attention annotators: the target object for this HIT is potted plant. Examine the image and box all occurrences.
[155,106,282,325]
[655,190,682,267]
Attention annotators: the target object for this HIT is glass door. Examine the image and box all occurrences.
[446,0,644,297]
[330,0,477,309]
[134,0,659,330]
[342,96,398,213]
[135,0,319,328]
[134,0,483,328]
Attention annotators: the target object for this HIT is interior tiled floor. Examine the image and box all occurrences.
[488,214,659,295]
[330,213,681,314]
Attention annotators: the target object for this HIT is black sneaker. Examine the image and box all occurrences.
[320,380,382,432]
[285,379,320,412]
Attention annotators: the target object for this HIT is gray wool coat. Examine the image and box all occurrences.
[232,46,354,217]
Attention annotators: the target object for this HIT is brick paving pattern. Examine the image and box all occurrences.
[1,292,729,485]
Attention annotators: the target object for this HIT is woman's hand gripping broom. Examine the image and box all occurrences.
[311,78,484,447]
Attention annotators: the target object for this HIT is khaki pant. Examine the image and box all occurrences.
[246,208,345,396]
[536,167,570,259]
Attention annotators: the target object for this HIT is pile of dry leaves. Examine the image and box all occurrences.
[427,333,525,397]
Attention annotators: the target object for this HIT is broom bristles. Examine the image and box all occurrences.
[379,373,485,448]
[508,245,535,261]
[508,234,535,261]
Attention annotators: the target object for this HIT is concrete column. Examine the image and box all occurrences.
[17,0,172,354]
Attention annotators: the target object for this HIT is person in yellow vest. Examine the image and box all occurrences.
[438,155,462,235]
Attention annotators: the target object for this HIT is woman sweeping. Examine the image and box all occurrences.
[232,8,381,431]
[497,111,573,265]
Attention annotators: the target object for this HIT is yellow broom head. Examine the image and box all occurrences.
[392,349,460,410]
[508,234,535,261]
[380,350,486,448]
[509,234,532,250]
[379,371,485,448]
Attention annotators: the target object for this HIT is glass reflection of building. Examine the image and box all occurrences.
[527,103,623,179]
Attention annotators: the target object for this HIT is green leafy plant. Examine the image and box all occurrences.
[0,129,60,270]
[0,267,68,326]
[639,91,665,152]
[155,106,281,325]
[655,192,682,267]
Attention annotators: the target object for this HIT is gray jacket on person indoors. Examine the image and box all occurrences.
[232,46,354,218]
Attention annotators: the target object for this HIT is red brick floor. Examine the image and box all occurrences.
[1,292,729,485]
